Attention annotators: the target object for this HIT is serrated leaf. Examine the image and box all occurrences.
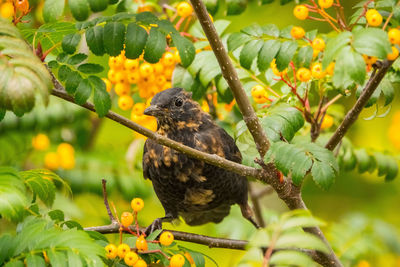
[90,76,111,117]
[171,33,195,67]
[125,23,148,59]
[146,229,162,241]
[281,215,324,230]
[48,209,65,222]
[74,79,92,105]
[378,77,394,106]
[67,53,88,65]
[144,28,166,63]
[43,0,65,23]
[69,0,89,21]
[240,39,263,69]
[77,63,104,74]
[227,32,252,51]
[312,161,335,190]
[275,232,329,253]
[354,148,372,173]
[85,26,105,56]
[322,31,352,69]
[62,33,81,54]
[87,0,108,12]
[21,172,56,207]
[295,45,313,68]
[65,71,82,94]
[172,65,194,89]
[58,65,72,82]
[4,260,24,267]
[25,254,46,267]
[226,0,247,15]
[262,23,279,37]
[257,40,280,71]
[276,41,298,71]
[103,22,125,56]
[136,11,158,24]
[352,28,392,59]
[333,45,366,88]
[270,250,316,267]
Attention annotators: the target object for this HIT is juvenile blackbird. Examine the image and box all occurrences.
[142,87,258,232]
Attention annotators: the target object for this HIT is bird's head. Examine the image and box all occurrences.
[144,88,204,128]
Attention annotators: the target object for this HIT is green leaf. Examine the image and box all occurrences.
[62,33,81,54]
[295,45,313,68]
[48,209,65,222]
[226,0,247,15]
[136,11,158,24]
[262,23,280,37]
[144,28,167,63]
[85,26,105,56]
[0,109,5,121]
[270,251,316,267]
[125,23,148,59]
[47,249,67,267]
[378,77,394,106]
[240,39,263,69]
[77,63,104,74]
[43,0,65,23]
[146,229,163,241]
[65,71,82,94]
[354,148,372,173]
[67,53,88,65]
[57,65,72,82]
[74,79,92,105]
[25,254,46,267]
[4,260,24,267]
[311,160,335,190]
[87,0,108,12]
[322,31,352,69]
[20,171,56,207]
[352,28,392,59]
[103,22,126,56]
[172,65,194,89]
[333,46,366,88]
[276,41,298,71]
[69,0,89,21]
[257,40,280,71]
[227,32,252,51]
[281,215,324,230]
[90,76,111,117]
[276,232,329,253]
[171,33,196,67]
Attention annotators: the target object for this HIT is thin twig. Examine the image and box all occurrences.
[249,183,266,228]
[102,179,117,224]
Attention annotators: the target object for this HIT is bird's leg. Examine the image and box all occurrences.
[240,203,261,229]
[145,214,175,235]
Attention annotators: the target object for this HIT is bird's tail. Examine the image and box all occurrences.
[181,204,231,226]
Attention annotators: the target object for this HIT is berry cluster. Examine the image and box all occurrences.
[0,0,29,22]
[105,197,194,267]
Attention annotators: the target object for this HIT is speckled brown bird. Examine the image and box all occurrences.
[142,87,258,232]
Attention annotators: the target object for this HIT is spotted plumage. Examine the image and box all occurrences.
[142,87,258,230]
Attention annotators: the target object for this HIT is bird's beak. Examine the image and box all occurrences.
[144,105,162,116]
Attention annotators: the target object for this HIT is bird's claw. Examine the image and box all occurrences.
[144,218,163,235]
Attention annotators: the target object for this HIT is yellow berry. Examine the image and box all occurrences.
[131,104,146,117]
[251,85,265,98]
[134,259,147,267]
[293,5,308,20]
[313,49,320,58]
[162,52,176,67]
[60,156,75,170]
[127,72,140,84]
[170,254,185,267]
[311,62,325,79]
[290,26,305,39]
[139,63,154,77]
[136,235,148,251]
[366,9,382,27]
[155,75,167,86]
[326,62,335,76]
[44,152,60,170]
[153,63,165,74]
[124,59,140,70]
[108,56,124,70]
[123,251,138,266]
[312,38,325,51]
[177,2,193,17]
[160,231,174,246]
[0,2,14,18]
[131,198,144,212]
[318,0,333,9]
[388,28,400,45]
[117,243,131,258]
[107,69,117,84]
[141,74,156,85]
[363,54,377,65]
[163,67,174,80]
[387,46,399,60]
[115,71,127,84]
[321,114,333,129]
[118,95,134,111]
[296,67,312,82]
[174,50,181,63]
[270,59,287,77]
[114,83,131,96]
[57,143,74,157]
[32,133,50,151]
[105,244,118,259]
[102,78,112,92]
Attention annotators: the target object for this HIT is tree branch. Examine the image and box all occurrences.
[189,0,270,158]
[325,60,393,151]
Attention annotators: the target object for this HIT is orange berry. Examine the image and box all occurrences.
[162,52,176,67]
[15,0,29,13]
[313,49,320,58]
[114,83,131,96]
[105,244,118,259]
[318,0,333,9]
[321,114,333,129]
[296,68,312,82]
[326,62,335,76]
[139,63,154,77]
[127,72,140,84]
[109,56,125,70]
[163,68,174,79]
[311,62,325,79]
[155,75,167,86]
[32,133,50,151]
[293,5,308,20]
[388,46,399,60]
[138,4,153,13]
[366,9,382,27]
[117,243,131,258]
[124,59,140,71]
[141,74,156,85]
[124,251,138,266]
[290,26,305,39]
[388,28,400,45]
[163,81,172,90]
[131,104,146,117]
[115,71,127,84]
[136,235,148,251]
[363,54,377,65]
[170,254,185,267]
[312,38,325,51]
[0,2,14,18]
[121,212,134,227]
[153,63,164,74]
[44,152,60,170]
[107,69,117,84]
[177,2,193,17]
[118,95,134,111]
[131,198,144,212]
[159,231,174,246]
[57,143,74,156]
[134,259,147,267]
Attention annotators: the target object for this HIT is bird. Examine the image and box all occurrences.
[142,87,259,232]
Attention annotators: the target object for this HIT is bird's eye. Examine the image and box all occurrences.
[174,98,183,107]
